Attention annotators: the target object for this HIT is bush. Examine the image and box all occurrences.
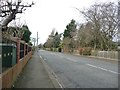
[79,48,83,55]
[79,47,92,55]
[50,48,55,51]
[83,47,92,55]
[91,50,98,56]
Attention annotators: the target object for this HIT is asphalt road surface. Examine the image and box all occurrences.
[38,50,118,88]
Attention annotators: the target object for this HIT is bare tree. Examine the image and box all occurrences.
[77,22,94,48]
[76,2,118,50]
[63,37,71,52]
[6,18,24,38]
[44,29,55,48]
[100,2,118,50]
[0,0,34,31]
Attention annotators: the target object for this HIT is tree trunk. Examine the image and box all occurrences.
[94,42,96,50]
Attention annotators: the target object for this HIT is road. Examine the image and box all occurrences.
[38,50,118,88]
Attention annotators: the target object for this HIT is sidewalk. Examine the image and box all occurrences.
[14,51,55,88]
[0,74,1,90]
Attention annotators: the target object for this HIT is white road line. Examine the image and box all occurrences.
[49,68,64,88]
[41,56,64,88]
[40,56,42,58]
[44,59,47,60]
[55,75,64,88]
[40,56,47,60]
[86,64,119,74]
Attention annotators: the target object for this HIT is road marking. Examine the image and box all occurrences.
[40,56,47,60]
[49,67,64,88]
[40,56,42,58]
[44,58,47,60]
[55,75,64,88]
[86,64,120,74]
[41,56,64,88]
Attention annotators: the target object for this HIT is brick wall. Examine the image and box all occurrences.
[2,37,32,88]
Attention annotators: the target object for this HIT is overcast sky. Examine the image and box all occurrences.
[13,0,118,45]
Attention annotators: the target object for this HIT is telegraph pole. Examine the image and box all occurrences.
[37,32,39,51]
[37,32,38,46]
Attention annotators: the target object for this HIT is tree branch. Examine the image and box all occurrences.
[1,0,34,31]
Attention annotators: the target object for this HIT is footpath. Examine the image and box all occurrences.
[14,51,58,88]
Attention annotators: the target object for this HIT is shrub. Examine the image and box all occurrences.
[79,48,84,55]
[80,47,92,55]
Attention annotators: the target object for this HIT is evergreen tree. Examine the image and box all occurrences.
[54,32,61,48]
[63,19,77,38]
[63,19,77,52]
[21,25,31,43]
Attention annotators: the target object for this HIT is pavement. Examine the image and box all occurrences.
[14,51,60,88]
[0,74,1,90]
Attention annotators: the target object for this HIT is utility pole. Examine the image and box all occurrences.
[37,32,38,46]
[37,32,39,51]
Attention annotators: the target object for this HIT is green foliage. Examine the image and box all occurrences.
[44,30,61,49]
[7,26,16,37]
[28,42,33,46]
[63,29,70,38]
[21,25,32,43]
[62,19,77,52]
[63,19,77,38]
[55,32,58,36]
[53,32,61,48]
